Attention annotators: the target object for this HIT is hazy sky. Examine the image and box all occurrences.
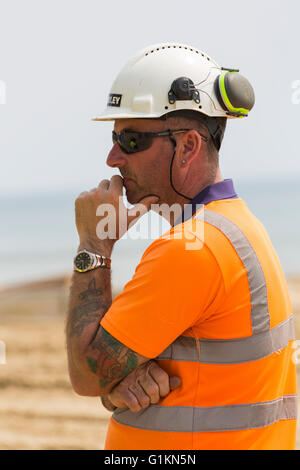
[0,0,299,194]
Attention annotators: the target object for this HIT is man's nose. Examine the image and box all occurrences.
[106,143,127,168]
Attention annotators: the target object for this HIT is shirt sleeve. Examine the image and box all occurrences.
[100,229,223,358]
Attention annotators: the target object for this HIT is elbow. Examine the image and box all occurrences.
[69,373,103,397]
[68,365,109,397]
[69,376,91,397]
[71,382,99,397]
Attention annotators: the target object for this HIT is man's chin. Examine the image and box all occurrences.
[125,189,139,205]
[125,188,152,206]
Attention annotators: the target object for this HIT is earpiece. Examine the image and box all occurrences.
[214,69,255,117]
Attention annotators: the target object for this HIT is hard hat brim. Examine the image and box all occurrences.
[92,113,163,122]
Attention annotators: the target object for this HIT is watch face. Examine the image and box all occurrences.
[75,251,92,271]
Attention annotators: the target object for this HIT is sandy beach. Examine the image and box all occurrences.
[0,274,300,450]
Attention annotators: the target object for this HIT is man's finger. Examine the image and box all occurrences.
[137,373,160,404]
[128,382,151,409]
[147,362,170,398]
[98,179,110,190]
[77,190,89,198]
[137,195,159,212]
[169,376,181,390]
[127,196,159,227]
[109,174,124,193]
[109,388,141,413]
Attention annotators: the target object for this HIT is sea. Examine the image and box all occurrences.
[0,178,299,290]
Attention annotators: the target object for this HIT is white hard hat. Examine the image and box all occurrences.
[93,42,255,122]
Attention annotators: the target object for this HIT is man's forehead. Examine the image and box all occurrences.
[114,118,167,132]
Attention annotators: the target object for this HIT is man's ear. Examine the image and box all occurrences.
[180,130,203,165]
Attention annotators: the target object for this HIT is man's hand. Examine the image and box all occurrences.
[101,361,181,413]
[75,175,159,252]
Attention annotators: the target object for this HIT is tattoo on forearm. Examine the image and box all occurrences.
[69,278,109,338]
[78,279,102,300]
[87,328,138,387]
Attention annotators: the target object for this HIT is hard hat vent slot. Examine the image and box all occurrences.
[143,44,210,62]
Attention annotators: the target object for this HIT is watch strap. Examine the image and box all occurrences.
[93,254,111,270]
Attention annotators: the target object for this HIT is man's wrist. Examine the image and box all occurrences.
[78,239,114,258]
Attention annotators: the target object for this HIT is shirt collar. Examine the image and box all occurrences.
[174,179,238,226]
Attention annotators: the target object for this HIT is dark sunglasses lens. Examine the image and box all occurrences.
[122,133,138,152]
[112,130,135,153]
[114,131,153,154]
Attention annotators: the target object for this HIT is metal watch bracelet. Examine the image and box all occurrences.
[91,253,111,270]
[73,249,111,273]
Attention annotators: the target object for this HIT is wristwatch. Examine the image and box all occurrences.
[73,249,111,272]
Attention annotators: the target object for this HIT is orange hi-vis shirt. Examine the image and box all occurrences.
[101,179,297,450]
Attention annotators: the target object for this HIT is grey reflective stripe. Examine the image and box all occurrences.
[113,395,297,433]
[200,209,270,334]
[157,315,295,365]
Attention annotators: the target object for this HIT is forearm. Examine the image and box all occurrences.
[66,242,113,395]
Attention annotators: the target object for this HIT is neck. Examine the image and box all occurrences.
[160,167,223,226]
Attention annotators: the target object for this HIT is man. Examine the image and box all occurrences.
[66,43,297,450]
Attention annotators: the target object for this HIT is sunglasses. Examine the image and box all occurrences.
[112,129,208,154]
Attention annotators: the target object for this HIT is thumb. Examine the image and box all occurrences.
[138,195,160,211]
[169,376,181,390]
[127,195,159,226]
